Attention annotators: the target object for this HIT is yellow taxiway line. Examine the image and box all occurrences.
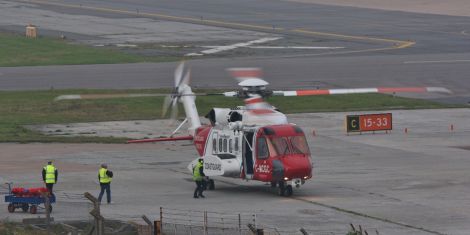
[21,0,415,50]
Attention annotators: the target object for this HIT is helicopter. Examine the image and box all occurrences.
[54,63,451,196]
[121,63,452,197]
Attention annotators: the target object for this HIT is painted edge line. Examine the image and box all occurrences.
[296,197,445,235]
[292,29,415,49]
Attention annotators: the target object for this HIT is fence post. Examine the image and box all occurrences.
[142,215,154,235]
[154,220,161,235]
[238,214,242,235]
[204,211,208,235]
[253,214,257,229]
[84,192,104,235]
[41,192,51,235]
[159,207,163,234]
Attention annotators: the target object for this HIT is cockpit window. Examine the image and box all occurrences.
[271,137,290,156]
[291,136,310,154]
[257,137,269,159]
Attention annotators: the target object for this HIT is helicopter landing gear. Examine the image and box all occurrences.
[277,181,293,197]
[208,179,215,190]
[285,185,293,197]
[270,181,277,188]
[278,181,285,196]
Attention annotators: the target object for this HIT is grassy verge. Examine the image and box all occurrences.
[0,32,178,66]
[0,89,463,143]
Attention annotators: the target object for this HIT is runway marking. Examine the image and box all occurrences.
[185,37,281,56]
[404,59,470,64]
[20,0,415,54]
[461,30,469,36]
[296,198,445,235]
[200,46,344,49]
[292,29,415,49]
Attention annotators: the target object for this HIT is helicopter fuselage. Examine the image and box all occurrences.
[191,121,313,190]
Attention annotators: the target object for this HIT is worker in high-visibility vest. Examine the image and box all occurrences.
[193,158,205,198]
[98,163,113,204]
[42,161,58,194]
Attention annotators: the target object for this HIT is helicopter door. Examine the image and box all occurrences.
[243,132,254,177]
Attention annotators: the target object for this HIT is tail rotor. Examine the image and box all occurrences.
[162,62,192,120]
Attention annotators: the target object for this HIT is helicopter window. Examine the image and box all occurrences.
[218,153,236,159]
[291,136,310,154]
[229,139,233,153]
[223,139,228,152]
[212,138,217,153]
[234,138,239,152]
[271,137,290,156]
[219,139,223,153]
[257,137,269,159]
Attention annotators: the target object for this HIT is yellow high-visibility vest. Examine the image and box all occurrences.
[99,168,111,183]
[192,162,203,181]
[44,165,56,184]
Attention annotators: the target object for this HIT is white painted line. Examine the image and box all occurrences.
[185,53,203,56]
[115,44,138,48]
[404,59,470,64]
[185,37,281,56]
[246,46,344,49]
[199,46,344,49]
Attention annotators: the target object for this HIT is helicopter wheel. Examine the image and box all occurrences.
[208,179,215,190]
[21,203,29,212]
[270,181,277,188]
[7,204,15,213]
[285,185,293,197]
[30,205,37,214]
[278,181,285,196]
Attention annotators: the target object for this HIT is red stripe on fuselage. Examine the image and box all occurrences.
[296,90,330,96]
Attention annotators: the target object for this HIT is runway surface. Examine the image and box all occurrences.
[1,109,470,234]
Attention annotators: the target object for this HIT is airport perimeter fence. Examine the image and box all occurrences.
[156,207,335,235]
[160,207,257,235]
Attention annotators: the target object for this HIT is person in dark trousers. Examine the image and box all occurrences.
[98,163,113,204]
[193,158,205,198]
[42,161,58,194]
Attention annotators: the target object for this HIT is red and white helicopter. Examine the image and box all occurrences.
[121,62,451,197]
[55,63,451,196]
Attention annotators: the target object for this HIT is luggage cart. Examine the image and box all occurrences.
[4,183,55,214]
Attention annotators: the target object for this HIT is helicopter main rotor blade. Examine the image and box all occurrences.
[162,94,172,118]
[170,97,179,120]
[54,93,209,101]
[272,87,452,96]
[54,93,170,101]
[174,62,185,88]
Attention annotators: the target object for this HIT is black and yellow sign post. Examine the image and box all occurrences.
[346,113,392,134]
[346,115,360,133]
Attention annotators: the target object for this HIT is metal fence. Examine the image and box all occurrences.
[160,207,257,235]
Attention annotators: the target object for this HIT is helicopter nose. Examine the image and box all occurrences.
[281,155,312,180]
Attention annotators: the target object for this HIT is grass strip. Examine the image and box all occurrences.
[0,32,177,66]
[0,89,462,143]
